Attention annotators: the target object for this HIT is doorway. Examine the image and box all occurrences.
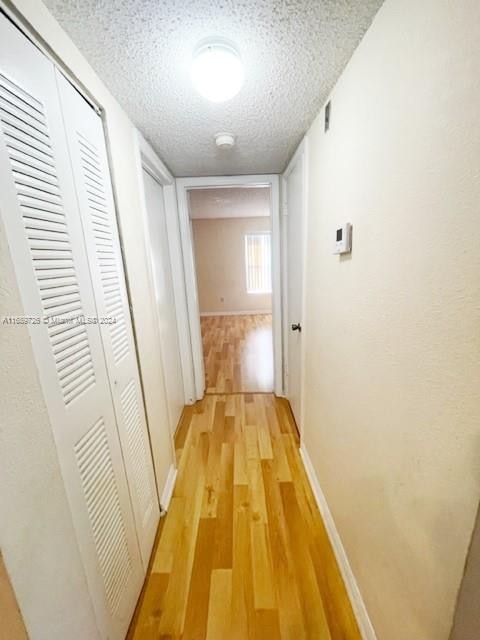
[141,167,185,428]
[282,140,308,432]
[189,187,273,393]
[176,175,282,398]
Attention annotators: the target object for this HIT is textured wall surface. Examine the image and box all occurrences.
[43,0,384,176]
[193,217,272,314]
[302,0,480,638]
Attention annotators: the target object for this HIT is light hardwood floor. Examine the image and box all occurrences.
[0,552,28,640]
[201,314,273,393]
[128,393,361,640]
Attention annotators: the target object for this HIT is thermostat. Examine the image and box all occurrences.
[333,223,352,255]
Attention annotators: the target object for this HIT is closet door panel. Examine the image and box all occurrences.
[57,72,160,568]
[0,16,143,640]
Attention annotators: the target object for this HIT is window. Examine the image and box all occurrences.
[245,232,272,294]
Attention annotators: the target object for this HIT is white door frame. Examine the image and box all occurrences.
[281,138,309,437]
[176,174,283,399]
[133,132,196,408]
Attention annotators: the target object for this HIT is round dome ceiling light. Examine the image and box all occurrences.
[191,39,244,103]
[215,132,236,149]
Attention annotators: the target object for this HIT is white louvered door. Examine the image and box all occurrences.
[57,73,159,568]
[0,15,143,640]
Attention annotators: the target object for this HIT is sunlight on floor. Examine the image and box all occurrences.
[244,324,273,391]
[201,314,273,393]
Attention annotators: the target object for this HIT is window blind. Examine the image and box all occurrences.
[245,232,272,294]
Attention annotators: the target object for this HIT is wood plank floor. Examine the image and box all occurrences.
[201,315,273,393]
[128,394,361,640]
[0,552,28,640]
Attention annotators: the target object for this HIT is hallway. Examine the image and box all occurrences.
[201,315,274,393]
[128,393,360,639]
[2,2,479,639]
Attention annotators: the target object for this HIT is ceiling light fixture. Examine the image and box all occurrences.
[191,39,244,103]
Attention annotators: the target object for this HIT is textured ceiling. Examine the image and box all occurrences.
[43,0,383,177]
[189,187,270,219]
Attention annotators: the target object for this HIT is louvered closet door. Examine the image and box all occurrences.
[57,73,160,568]
[0,16,143,640]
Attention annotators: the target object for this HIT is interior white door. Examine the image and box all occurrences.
[285,148,306,428]
[142,168,184,430]
[0,15,143,639]
[57,73,160,569]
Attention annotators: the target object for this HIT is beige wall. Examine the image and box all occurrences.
[302,0,480,639]
[1,1,175,636]
[192,217,272,314]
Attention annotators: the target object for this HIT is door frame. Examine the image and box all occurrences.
[134,133,196,408]
[176,174,283,399]
[281,138,309,437]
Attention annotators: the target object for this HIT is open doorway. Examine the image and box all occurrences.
[188,186,273,393]
[176,175,283,400]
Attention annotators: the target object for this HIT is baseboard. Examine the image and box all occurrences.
[159,464,177,512]
[199,310,272,317]
[299,445,377,640]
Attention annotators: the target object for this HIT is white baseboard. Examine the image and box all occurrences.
[199,310,272,317]
[159,464,177,512]
[299,445,377,640]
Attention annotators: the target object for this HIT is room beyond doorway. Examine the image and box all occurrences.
[187,184,275,394]
[176,174,282,400]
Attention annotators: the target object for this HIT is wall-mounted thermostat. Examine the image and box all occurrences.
[333,223,352,254]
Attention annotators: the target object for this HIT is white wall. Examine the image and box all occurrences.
[301,1,480,639]
[192,216,272,314]
[1,0,176,636]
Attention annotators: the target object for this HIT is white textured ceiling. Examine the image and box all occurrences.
[43,0,383,177]
[189,186,270,219]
